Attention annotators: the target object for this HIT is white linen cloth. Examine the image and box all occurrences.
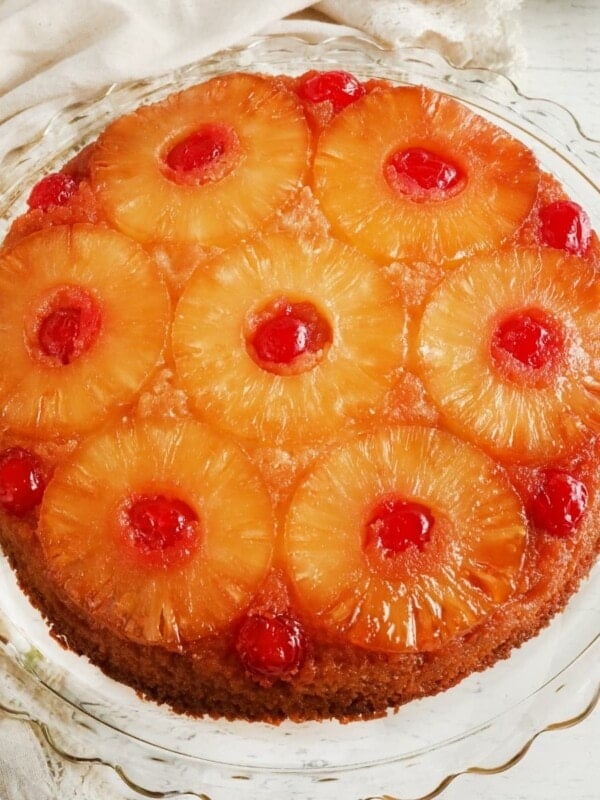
[0,0,524,158]
[317,0,526,72]
[0,1,522,797]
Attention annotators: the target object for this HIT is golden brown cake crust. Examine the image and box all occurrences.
[2,482,599,723]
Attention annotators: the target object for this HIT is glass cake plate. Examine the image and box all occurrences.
[0,33,599,800]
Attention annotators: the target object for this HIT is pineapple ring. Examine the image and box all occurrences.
[313,85,540,265]
[285,425,527,653]
[0,224,170,438]
[90,73,310,246]
[418,248,600,462]
[39,418,275,646]
[171,232,408,445]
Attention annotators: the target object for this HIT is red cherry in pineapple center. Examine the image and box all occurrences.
[297,70,365,113]
[167,129,225,171]
[491,308,564,372]
[35,287,101,366]
[124,494,198,566]
[248,299,332,375]
[530,469,588,537]
[255,315,308,363]
[386,147,465,200]
[365,497,434,557]
[38,307,81,364]
[236,614,305,678]
[164,124,239,185]
[0,448,45,517]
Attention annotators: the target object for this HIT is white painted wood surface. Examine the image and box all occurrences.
[443,2,600,799]
[0,2,597,799]
[518,0,600,140]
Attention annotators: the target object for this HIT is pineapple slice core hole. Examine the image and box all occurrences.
[490,306,565,386]
[162,123,241,187]
[384,147,466,202]
[27,284,102,367]
[364,495,434,560]
[118,493,200,570]
[245,297,333,376]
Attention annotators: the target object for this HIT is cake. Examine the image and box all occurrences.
[0,69,598,723]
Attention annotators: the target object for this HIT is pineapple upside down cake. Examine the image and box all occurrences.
[0,69,599,722]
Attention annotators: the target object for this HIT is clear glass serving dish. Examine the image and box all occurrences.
[0,32,599,800]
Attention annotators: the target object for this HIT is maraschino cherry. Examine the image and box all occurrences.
[0,448,46,516]
[166,127,228,173]
[365,497,434,556]
[249,300,332,373]
[492,309,563,371]
[27,173,77,211]
[236,613,305,678]
[385,147,465,200]
[164,124,239,185]
[297,71,365,113]
[539,200,591,256]
[124,494,198,567]
[530,469,588,537]
[36,288,102,366]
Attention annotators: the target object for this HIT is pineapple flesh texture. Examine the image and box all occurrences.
[39,419,275,646]
[90,74,310,247]
[285,425,527,653]
[172,231,408,446]
[313,85,539,265]
[0,224,170,438]
[418,248,600,462]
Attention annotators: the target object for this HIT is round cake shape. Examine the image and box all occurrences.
[0,67,597,724]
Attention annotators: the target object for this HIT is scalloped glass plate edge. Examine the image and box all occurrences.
[0,630,597,800]
[0,31,599,800]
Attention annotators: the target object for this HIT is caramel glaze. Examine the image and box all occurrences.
[1,75,599,722]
